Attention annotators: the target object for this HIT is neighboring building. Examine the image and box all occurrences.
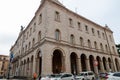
[10,0,120,77]
[0,55,9,76]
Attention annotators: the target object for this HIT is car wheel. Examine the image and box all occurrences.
[92,78,94,80]
[82,79,84,80]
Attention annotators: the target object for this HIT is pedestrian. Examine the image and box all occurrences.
[33,72,37,80]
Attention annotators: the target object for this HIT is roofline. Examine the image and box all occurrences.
[47,0,113,33]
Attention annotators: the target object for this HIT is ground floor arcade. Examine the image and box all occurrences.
[11,47,120,77]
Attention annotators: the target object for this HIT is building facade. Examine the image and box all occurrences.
[10,0,120,77]
[0,55,9,76]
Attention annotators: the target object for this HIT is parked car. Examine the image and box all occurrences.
[99,72,108,79]
[58,73,75,80]
[0,76,3,79]
[6,76,30,80]
[38,73,75,80]
[75,71,95,80]
[106,72,120,80]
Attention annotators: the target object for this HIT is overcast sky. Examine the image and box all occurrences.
[0,0,120,55]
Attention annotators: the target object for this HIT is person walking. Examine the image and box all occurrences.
[33,72,37,80]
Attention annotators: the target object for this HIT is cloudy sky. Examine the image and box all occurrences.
[0,0,120,55]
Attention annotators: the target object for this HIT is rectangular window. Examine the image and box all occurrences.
[26,32,29,39]
[69,18,73,27]
[39,14,42,24]
[33,23,36,32]
[85,25,88,33]
[102,33,105,39]
[97,30,100,38]
[78,22,81,30]
[92,28,95,35]
[30,28,32,36]
[55,11,60,21]
[109,35,113,41]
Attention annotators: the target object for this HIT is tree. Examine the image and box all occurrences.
[116,44,120,57]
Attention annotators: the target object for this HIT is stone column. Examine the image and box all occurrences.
[106,61,110,72]
[77,58,82,73]
[113,60,117,72]
[31,61,33,76]
[33,55,37,74]
[41,53,52,76]
[86,59,91,71]
[93,60,99,77]
[100,61,104,72]
[62,56,65,72]
[65,55,71,73]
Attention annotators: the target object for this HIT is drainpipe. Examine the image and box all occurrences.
[104,26,115,72]
[19,26,25,76]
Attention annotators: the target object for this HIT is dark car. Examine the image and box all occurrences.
[0,76,3,79]
[99,72,108,79]
[7,76,31,80]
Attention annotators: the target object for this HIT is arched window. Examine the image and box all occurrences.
[100,43,104,51]
[25,45,27,51]
[70,34,75,44]
[80,37,84,46]
[28,42,31,49]
[105,45,108,52]
[32,38,35,46]
[38,31,41,42]
[94,41,97,49]
[112,46,116,54]
[55,29,60,40]
[88,39,91,48]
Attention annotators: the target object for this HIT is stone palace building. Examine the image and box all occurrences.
[0,55,9,76]
[10,0,120,77]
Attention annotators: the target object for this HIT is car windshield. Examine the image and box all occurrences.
[49,74,61,78]
[78,73,84,76]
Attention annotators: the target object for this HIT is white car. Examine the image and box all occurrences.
[75,71,95,80]
[106,72,120,80]
[40,73,75,80]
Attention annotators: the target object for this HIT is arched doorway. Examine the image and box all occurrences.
[97,56,101,72]
[31,55,34,76]
[36,51,42,76]
[89,55,94,72]
[108,58,112,71]
[70,52,78,74]
[27,58,30,76]
[115,58,119,71]
[81,54,87,71]
[103,57,107,71]
[52,49,63,74]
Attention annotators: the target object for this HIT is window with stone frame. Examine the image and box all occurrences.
[55,29,60,41]
[32,38,35,46]
[94,41,98,49]
[105,45,108,52]
[78,22,81,30]
[85,25,89,33]
[69,18,73,27]
[100,43,104,51]
[33,23,36,32]
[102,32,105,39]
[80,37,84,46]
[55,11,60,21]
[92,28,95,35]
[70,34,75,44]
[88,39,91,48]
[38,31,41,42]
[109,35,113,42]
[97,30,101,38]
[39,14,42,24]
